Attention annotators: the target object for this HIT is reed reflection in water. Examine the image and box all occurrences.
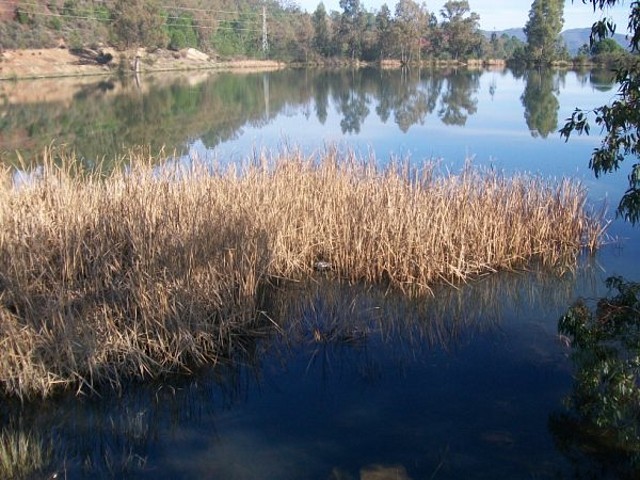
[0,262,601,479]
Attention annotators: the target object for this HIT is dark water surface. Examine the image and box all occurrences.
[1,67,639,478]
[2,270,610,479]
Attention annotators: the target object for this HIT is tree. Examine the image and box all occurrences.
[338,0,364,60]
[589,37,627,65]
[555,4,640,471]
[560,0,640,224]
[591,37,624,55]
[393,0,429,64]
[439,1,482,60]
[111,0,168,49]
[375,3,393,61]
[287,12,314,62]
[495,33,526,60]
[523,0,565,65]
[360,10,380,61]
[166,13,198,51]
[312,3,331,57]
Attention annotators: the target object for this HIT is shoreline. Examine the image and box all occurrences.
[0,47,515,81]
[0,47,287,81]
[1,47,595,82]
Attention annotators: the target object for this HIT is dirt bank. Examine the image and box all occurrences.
[0,47,285,80]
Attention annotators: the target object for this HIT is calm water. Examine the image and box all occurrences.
[1,67,639,479]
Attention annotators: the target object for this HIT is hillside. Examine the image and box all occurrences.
[561,28,628,54]
[0,0,276,51]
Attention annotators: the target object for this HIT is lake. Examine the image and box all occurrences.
[1,66,638,479]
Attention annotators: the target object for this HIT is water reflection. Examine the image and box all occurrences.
[549,275,640,480]
[589,69,617,92]
[314,72,331,125]
[437,69,480,126]
[334,72,371,134]
[520,69,562,139]
[0,264,601,479]
[1,66,610,169]
[1,71,289,167]
[549,412,640,480]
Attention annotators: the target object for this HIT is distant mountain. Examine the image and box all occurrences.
[561,28,628,54]
[481,27,628,55]
[481,28,525,42]
[497,28,526,42]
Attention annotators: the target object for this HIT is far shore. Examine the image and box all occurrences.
[0,47,287,81]
[0,46,597,82]
[0,47,520,81]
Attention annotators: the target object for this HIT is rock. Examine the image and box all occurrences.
[71,47,110,66]
[314,260,333,272]
[182,48,209,62]
[96,51,113,65]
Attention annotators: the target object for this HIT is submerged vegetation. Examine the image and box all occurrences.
[0,146,603,398]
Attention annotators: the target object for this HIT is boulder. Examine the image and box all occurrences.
[183,48,209,62]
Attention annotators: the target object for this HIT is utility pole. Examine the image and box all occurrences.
[262,5,269,55]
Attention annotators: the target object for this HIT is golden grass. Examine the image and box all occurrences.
[0,147,603,398]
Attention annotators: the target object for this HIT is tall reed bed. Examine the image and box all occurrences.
[0,147,603,398]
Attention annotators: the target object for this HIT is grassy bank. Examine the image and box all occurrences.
[0,147,603,398]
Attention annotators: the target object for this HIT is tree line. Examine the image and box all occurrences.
[2,0,626,65]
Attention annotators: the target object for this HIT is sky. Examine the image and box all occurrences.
[294,0,632,32]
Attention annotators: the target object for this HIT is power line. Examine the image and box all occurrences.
[6,10,263,31]
[2,0,285,18]
[0,0,312,37]
[159,4,265,16]
[11,11,110,23]
[0,2,267,32]
[0,0,320,40]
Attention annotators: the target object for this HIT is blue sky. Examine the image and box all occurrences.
[294,0,631,32]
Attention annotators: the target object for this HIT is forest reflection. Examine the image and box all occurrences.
[0,66,605,169]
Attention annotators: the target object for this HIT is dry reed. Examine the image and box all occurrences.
[0,147,603,398]
[0,427,52,479]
